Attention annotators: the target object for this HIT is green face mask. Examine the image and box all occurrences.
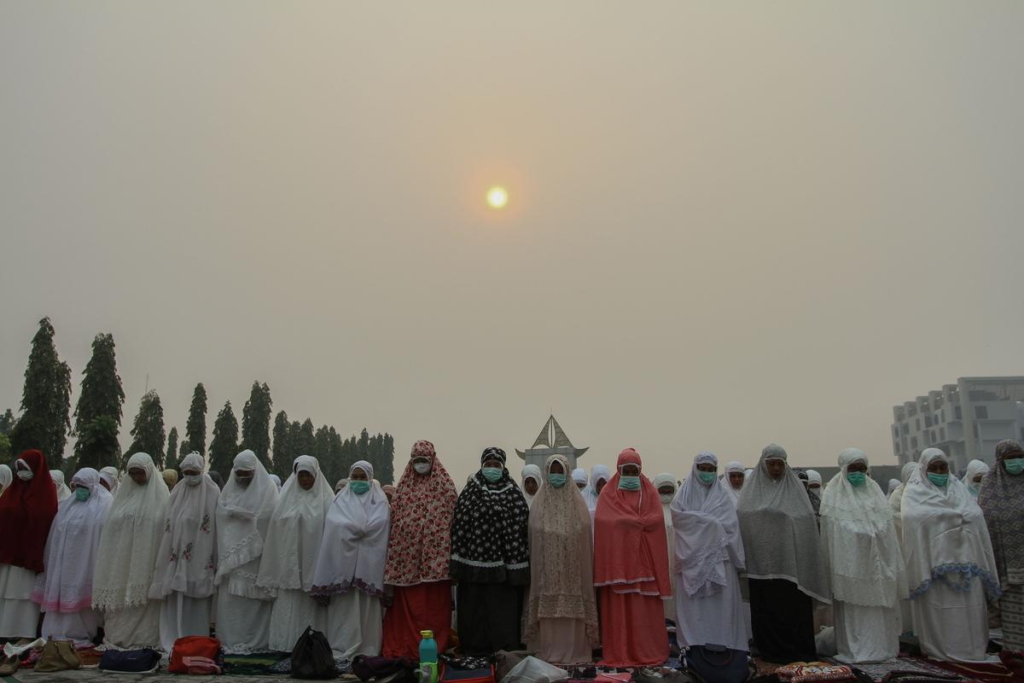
[482,467,503,483]
[846,472,867,487]
[349,480,370,495]
[697,471,716,485]
[927,473,949,487]
[619,476,641,491]
[1005,458,1024,476]
[74,487,90,502]
[548,473,566,488]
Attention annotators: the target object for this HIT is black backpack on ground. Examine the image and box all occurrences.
[291,626,338,680]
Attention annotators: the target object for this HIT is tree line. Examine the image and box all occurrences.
[1,317,395,485]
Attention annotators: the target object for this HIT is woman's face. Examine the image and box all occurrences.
[524,478,539,495]
[350,468,369,482]
[128,467,147,485]
[483,458,503,470]
[728,472,745,490]
[766,458,786,480]
[846,461,868,475]
[100,478,113,491]
[183,468,201,478]
[621,464,640,477]
[297,471,315,490]
[595,478,607,494]
[234,469,254,487]
[696,463,716,474]
[16,461,29,473]
[658,484,675,496]
[927,459,949,475]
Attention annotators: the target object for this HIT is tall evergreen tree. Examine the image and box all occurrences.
[10,317,73,463]
[165,426,180,470]
[184,383,208,456]
[124,390,166,468]
[297,419,316,459]
[209,401,239,480]
[380,433,395,485]
[73,333,125,469]
[240,382,273,469]
[271,410,291,479]
[312,425,331,481]
[0,433,11,464]
[0,409,16,435]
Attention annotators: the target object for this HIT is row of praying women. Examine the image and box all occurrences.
[2,438,1022,668]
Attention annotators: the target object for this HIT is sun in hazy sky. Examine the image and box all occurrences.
[487,186,508,209]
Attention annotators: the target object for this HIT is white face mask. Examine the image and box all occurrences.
[413,462,432,475]
[17,470,33,481]
[184,473,203,487]
[659,493,674,505]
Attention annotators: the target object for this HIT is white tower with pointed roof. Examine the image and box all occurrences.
[516,415,589,471]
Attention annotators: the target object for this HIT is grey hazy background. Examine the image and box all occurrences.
[2,2,1023,483]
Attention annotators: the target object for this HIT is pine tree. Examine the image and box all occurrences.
[312,425,330,480]
[240,382,273,470]
[297,419,316,459]
[0,409,16,435]
[209,401,239,480]
[271,411,291,479]
[185,383,208,456]
[10,317,73,463]
[380,433,395,484]
[124,390,166,468]
[166,427,180,470]
[73,333,125,469]
[0,433,11,463]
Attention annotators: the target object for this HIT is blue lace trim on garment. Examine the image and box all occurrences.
[909,563,1002,601]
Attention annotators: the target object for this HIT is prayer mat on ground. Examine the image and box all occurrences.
[222,652,291,675]
[915,656,1022,683]
[848,657,955,683]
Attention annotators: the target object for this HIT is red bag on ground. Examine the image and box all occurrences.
[168,636,223,675]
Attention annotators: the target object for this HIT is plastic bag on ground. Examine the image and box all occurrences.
[499,656,569,683]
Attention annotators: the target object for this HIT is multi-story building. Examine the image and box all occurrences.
[892,377,1024,471]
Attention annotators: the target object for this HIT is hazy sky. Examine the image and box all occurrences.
[2,2,1023,483]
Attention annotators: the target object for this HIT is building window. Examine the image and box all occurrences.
[925,415,932,428]
[911,436,918,449]
[955,406,962,420]
[940,428,946,441]
[916,418,921,431]
[975,406,989,420]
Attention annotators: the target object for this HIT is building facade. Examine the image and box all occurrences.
[892,376,1024,471]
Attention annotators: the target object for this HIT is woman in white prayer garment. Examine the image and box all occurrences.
[214,450,279,653]
[50,469,71,502]
[92,453,170,649]
[962,459,990,499]
[149,452,220,653]
[311,460,390,659]
[671,452,749,653]
[33,468,114,644]
[820,448,907,663]
[654,472,678,621]
[256,455,333,652]
[902,448,1000,662]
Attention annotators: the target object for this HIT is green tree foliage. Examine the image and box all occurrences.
[76,416,121,471]
[185,383,208,456]
[240,382,273,470]
[124,390,166,468]
[0,433,11,464]
[0,409,16,435]
[297,419,316,459]
[165,426,179,470]
[209,401,239,480]
[73,333,125,469]
[10,317,73,464]
[271,410,291,479]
